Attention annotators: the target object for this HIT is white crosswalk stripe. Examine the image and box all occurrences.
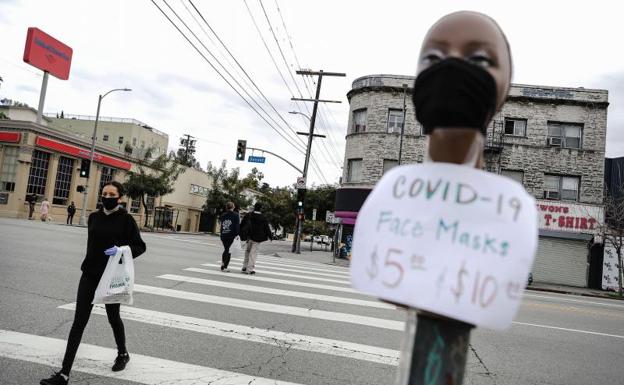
[232,254,350,274]
[202,263,351,285]
[0,330,301,384]
[58,303,400,366]
[184,267,360,294]
[224,258,350,278]
[157,273,394,309]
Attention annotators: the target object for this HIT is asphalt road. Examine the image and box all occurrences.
[0,217,622,384]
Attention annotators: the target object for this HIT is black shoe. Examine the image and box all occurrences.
[241,267,247,273]
[112,353,130,372]
[248,271,256,275]
[220,265,225,271]
[40,372,68,385]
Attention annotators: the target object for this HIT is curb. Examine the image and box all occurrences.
[526,286,623,301]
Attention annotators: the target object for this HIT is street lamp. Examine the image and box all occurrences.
[289,111,311,122]
[79,88,132,225]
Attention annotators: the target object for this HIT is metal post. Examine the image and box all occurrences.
[36,72,49,125]
[79,94,102,226]
[398,84,407,165]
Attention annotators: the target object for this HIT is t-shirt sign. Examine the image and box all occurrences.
[350,163,538,330]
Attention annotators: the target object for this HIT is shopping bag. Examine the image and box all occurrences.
[92,246,135,305]
[231,236,243,254]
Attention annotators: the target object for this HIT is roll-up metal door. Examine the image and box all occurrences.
[533,236,588,287]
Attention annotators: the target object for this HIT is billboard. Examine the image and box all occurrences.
[536,200,604,234]
[23,27,73,80]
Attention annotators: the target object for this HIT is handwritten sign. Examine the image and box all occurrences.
[350,163,538,330]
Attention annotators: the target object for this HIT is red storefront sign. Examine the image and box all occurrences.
[536,200,603,233]
[23,27,73,80]
[35,136,132,170]
[0,131,21,143]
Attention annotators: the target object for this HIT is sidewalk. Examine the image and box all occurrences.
[526,282,623,300]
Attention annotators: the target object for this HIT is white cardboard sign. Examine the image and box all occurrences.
[350,163,538,330]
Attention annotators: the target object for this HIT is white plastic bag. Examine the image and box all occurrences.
[92,246,135,305]
[231,236,243,254]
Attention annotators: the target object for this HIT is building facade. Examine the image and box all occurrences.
[0,106,211,232]
[336,74,608,287]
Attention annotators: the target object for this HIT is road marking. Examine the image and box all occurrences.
[158,274,393,309]
[148,235,217,247]
[0,329,300,384]
[202,263,351,285]
[134,284,404,331]
[243,257,351,276]
[524,292,624,309]
[255,254,350,271]
[512,321,624,340]
[185,267,360,294]
[225,259,350,279]
[59,303,400,366]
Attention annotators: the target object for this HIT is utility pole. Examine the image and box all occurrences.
[291,69,345,254]
[180,134,196,166]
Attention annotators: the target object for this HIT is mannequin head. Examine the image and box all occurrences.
[415,11,512,166]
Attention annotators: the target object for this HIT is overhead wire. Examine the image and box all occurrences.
[151,0,306,156]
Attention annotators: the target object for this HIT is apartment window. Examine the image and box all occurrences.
[146,196,155,212]
[98,166,115,194]
[387,109,404,134]
[130,199,141,214]
[353,109,367,133]
[132,138,137,146]
[52,156,74,205]
[347,159,363,182]
[504,118,527,136]
[383,159,398,175]
[190,184,209,196]
[501,169,523,185]
[26,150,51,196]
[118,136,124,144]
[0,146,18,192]
[544,174,579,201]
[547,122,582,149]
[103,134,109,142]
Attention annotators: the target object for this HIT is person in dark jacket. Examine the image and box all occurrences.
[66,201,76,225]
[239,202,272,275]
[41,181,146,385]
[219,201,240,272]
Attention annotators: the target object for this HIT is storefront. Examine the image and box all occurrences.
[533,200,604,287]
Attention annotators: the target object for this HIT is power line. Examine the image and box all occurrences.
[151,0,305,155]
[186,0,307,149]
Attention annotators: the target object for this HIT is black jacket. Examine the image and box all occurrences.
[81,207,146,277]
[240,211,272,243]
[219,211,240,239]
[67,204,76,215]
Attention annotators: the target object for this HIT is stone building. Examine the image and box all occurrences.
[336,74,608,287]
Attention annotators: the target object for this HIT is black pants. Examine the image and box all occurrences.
[67,214,74,225]
[221,237,234,268]
[61,273,126,375]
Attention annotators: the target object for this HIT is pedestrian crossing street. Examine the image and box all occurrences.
[0,252,405,384]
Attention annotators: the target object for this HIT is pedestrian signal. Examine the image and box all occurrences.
[236,139,247,161]
[79,159,90,178]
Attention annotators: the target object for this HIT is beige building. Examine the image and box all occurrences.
[0,106,211,232]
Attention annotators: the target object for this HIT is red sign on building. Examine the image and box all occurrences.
[23,28,73,80]
[35,136,132,171]
[0,131,22,143]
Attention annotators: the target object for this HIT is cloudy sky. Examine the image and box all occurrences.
[1,0,623,188]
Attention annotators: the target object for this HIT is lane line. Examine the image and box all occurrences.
[133,284,404,331]
[226,258,350,278]
[523,292,624,309]
[254,254,349,271]
[184,267,360,294]
[59,303,400,366]
[158,274,393,309]
[0,329,300,384]
[512,321,624,340]
[201,263,350,285]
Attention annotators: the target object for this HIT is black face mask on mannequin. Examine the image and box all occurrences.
[412,57,497,135]
[102,197,119,211]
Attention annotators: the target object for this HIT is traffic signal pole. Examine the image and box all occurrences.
[291,70,345,254]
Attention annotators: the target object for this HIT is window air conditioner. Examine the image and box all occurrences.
[548,137,562,146]
[546,190,560,200]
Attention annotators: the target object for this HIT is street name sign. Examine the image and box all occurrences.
[248,155,266,164]
[350,163,538,330]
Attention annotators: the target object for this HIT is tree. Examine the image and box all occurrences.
[599,185,624,296]
[240,167,264,190]
[258,186,296,237]
[203,161,252,218]
[123,147,183,227]
[303,184,337,223]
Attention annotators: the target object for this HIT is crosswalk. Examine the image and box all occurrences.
[1,252,405,384]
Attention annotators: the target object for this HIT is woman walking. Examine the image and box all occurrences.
[40,181,146,385]
[219,201,240,272]
[40,197,50,222]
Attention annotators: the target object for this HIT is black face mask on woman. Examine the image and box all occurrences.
[412,57,497,135]
[101,197,119,211]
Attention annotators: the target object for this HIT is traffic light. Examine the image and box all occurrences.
[236,139,247,161]
[296,188,306,208]
[79,159,91,178]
